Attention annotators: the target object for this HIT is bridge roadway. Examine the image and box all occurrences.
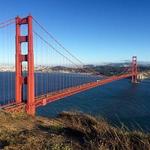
[1,73,134,112]
[35,73,133,107]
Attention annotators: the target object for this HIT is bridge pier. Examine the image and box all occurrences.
[15,15,35,116]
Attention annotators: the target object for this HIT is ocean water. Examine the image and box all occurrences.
[0,72,99,104]
[37,78,150,132]
[0,72,150,131]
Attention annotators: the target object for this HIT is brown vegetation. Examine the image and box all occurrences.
[0,111,150,150]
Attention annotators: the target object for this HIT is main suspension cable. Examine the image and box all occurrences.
[32,17,102,76]
[33,31,102,78]
[33,31,83,69]
[0,18,15,29]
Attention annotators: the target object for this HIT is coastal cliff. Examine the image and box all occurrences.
[0,111,150,150]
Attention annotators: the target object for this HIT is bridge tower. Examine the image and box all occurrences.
[15,16,35,115]
[131,56,138,83]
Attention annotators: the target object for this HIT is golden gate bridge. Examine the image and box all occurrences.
[0,15,138,116]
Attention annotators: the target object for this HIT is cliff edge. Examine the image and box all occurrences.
[0,111,150,150]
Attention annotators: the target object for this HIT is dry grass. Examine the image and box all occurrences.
[0,110,150,150]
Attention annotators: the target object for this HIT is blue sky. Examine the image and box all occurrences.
[0,0,150,64]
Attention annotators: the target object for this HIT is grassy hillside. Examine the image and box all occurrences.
[0,111,150,150]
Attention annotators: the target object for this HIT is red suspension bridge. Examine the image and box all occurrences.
[0,15,138,116]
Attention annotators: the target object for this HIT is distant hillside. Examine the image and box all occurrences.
[0,64,150,77]
[0,111,150,150]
